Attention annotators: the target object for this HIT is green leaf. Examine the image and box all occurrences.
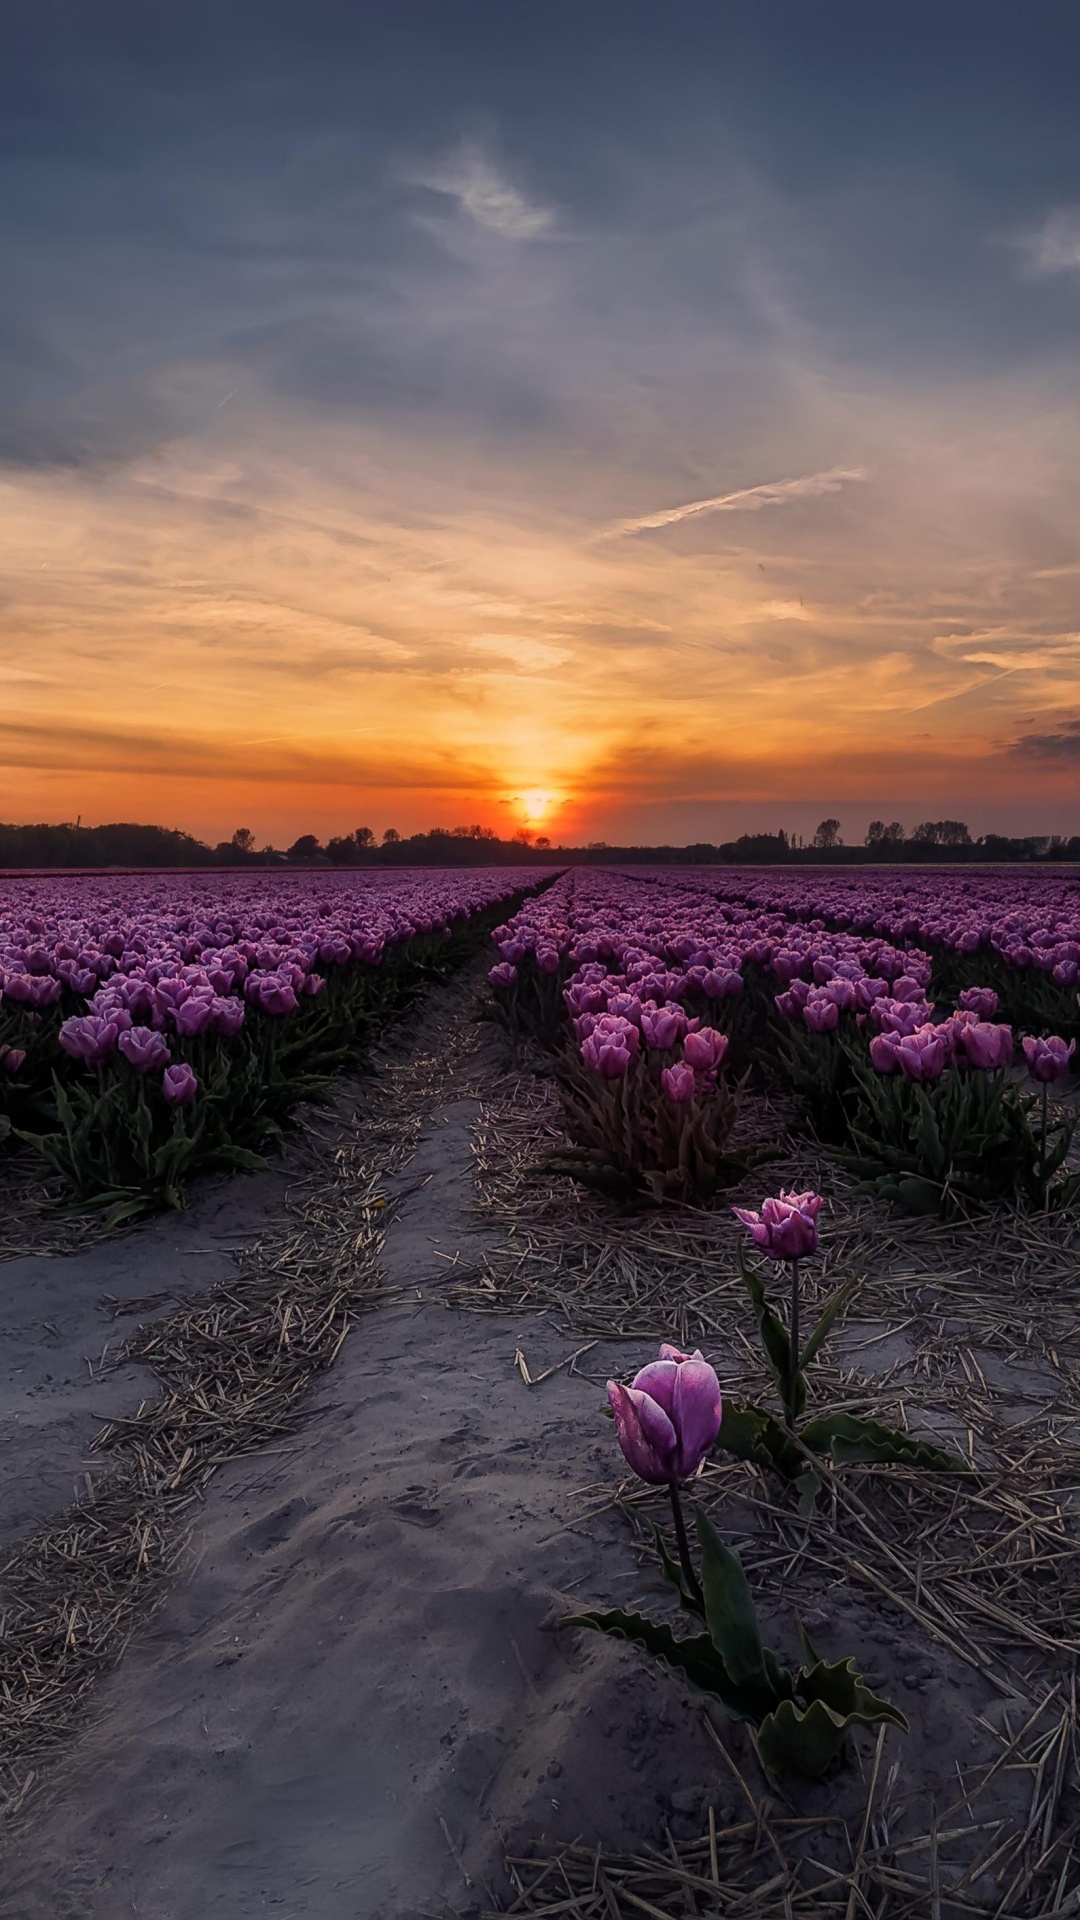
[798,1654,909,1734]
[695,1511,782,1715]
[210,1145,274,1173]
[798,1271,862,1372]
[651,1523,706,1620]
[563,1609,748,1711]
[736,1252,803,1418]
[717,1400,804,1482]
[799,1411,971,1475]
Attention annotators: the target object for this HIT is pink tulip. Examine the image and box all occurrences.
[607,1344,722,1485]
[683,1027,729,1074]
[162,1063,198,1107]
[732,1189,823,1260]
[1022,1034,1075,1083]
[956,1021,1013,1072]
[661,1061,696,1103]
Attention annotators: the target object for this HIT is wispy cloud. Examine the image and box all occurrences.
[1010,717,1080,762]
[598,467,867,539]
[1013,207,1080,277]
[414,143,555,240]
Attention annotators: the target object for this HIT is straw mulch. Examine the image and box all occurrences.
[0,992,487,1828]
[459,1057,1080,1919]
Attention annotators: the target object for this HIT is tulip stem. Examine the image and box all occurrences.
[1041,1082,1049,1212]
[787,1259,800,1430]
[669,1483,703,1607]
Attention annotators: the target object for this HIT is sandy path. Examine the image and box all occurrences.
[1,986,716,1920]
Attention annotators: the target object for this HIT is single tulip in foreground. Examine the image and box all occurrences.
[608,1343,723,1602]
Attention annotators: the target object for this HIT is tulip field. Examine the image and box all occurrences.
[6,860,1080,1915]
[0,867,549,1215]
[487,865,1080,1214]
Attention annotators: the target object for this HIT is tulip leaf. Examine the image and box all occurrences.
[563,1610,760,1716]
[651,1523,706,1620]
[695,1512,778,1711]
[799,1412,970,1475]
[798,1271,862,1372]
[716,1400,803,1482]
[736,1253,804,1420]
[797,1654,910,1732]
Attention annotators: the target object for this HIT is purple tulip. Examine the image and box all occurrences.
[607,1344,722,1485]
[580,1014,639,1079]
[959,987,999,1019]
[640,1003,687,1050]
[661,1061,696,1103]
[1022,1034,1075,1083]
[118,1027,172,1074]
[702,967,743,1000]
[869,1031,900,1073]
[58,1013,122,1067]
[682,1027,729,1075]
[162,1063,198,1107]
[732,1189,823,1260]
[956,1021,1013,1072]
[803,992,840,1034]
[172,994,217,1037]
[0,1047,26,1074]
[893,1026,948,1083]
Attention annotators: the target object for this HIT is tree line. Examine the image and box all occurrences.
[1,817,1078,869]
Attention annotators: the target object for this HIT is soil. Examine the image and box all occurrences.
[0,964,1074,1917]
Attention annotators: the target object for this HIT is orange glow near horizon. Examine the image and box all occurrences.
[4,387,1080,847]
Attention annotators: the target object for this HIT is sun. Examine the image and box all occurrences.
[518,789,558,825]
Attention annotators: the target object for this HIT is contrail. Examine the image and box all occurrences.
[599,466,867,539]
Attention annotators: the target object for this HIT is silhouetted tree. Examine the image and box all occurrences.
[382,827,400,844]
[865,820,905,847]
[812,818,842,849]
[353,826,375,848]
[287,833,322,861]
[230,827,256,854]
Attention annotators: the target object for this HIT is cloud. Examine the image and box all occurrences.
[598,467,867,539]
[1014,207,1080,277]
[414,144,555,240]
[1010,717,1080,762]
[932,629,1080,671]
[761,599,812,621]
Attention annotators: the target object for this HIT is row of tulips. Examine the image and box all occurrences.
[0,868,554,1215]
[488,869,1080,1212]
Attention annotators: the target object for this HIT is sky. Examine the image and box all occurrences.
[3,0,1080,847]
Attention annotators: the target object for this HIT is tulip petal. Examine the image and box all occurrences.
[670,1357,723,1476]
[630,1358,679,1415]
[606,1381,674,1484]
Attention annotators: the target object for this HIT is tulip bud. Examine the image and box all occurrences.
[607,1344,722,1485]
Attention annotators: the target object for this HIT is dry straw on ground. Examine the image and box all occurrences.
[462,1052,1080,1918]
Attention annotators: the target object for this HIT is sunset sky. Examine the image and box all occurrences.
[4,1,1080,846]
